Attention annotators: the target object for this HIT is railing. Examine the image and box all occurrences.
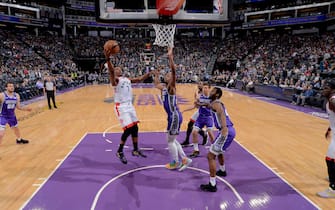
[235,80,327,109]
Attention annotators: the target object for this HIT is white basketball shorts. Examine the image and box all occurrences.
[114,102,139,130]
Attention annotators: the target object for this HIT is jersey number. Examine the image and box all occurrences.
[7,104,15,109]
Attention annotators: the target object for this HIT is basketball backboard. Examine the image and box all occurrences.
[140,53,155,66]
[95,0,228,24]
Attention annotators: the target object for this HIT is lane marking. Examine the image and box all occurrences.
[20,133,89,210]
[234,139,320,209]
[105,139,112,144]
[140,147,154,151]
[90,165,244,210]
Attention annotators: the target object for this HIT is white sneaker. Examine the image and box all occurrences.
[178,157,192,171]
[317,188,335,198]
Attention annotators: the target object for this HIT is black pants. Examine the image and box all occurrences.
[46,90,57,109]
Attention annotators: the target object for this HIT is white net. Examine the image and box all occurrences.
[152,24,176,47]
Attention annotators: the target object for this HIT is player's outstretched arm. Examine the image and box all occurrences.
[194,90,200,100]
[181,106,196,113]
[182,98,208,113]
[153,69,164,90]
[168,47,176,89]
[104,48,118,86]
[130,71,152,83]
[15,94,32,112]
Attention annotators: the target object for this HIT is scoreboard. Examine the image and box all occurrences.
[96,0,228,24]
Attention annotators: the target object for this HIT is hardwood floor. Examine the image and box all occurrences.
[0,84,333,210]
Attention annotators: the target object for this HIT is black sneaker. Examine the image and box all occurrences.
[202,132,208,145]
[116,152,127,164]
[181,140,190,147]
[189,150,200,158]
[200,183,217,192]
[216,170,227,177]
[132,150,147,158]
[16,139,29,144]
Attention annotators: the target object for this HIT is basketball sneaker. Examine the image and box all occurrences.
[317,188,335,198]
[132,150,147,158]
[116,152,127,164]
[165,160,180,170]
[16,139,29,144]
[216,170,227,177]
[178,157,192,171]
[181,140,190,147]
[189,150,200,158]
[200,183,217,192]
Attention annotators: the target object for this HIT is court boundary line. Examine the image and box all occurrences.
[19,133,89,210]
[222,88,323,209]
[234,139,320,210]
[19,123,167,209]
[89,165,244,210]
[99,104,322,209]
[19,130,320,210]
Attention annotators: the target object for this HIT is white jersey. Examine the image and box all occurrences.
[114,77,132,104]
[326,96,335,159]
[113,76,138,129]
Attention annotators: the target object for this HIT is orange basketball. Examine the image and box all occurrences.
[104,40,120,56]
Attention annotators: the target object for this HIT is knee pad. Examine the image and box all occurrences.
[121,127,132,141]
[130,124,138,138]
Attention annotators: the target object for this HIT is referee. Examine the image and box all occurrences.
[44,76,57,110]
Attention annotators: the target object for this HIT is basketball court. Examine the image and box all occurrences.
[0,83,329,210]
[21,131,318,210]
[0,1,334,210]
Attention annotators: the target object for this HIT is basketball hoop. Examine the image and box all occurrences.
[140,53,155,66]
[153,0,184,47]
[152,23,176,47]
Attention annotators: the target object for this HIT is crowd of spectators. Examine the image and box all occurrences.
[213,31,335,108]
[1,27,335,109]
[70,35,218,83]
[0,29,83,101]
